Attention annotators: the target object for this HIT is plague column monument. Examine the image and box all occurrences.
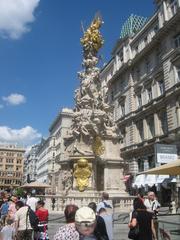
[61,16,126,197]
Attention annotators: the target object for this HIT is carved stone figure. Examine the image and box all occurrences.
[62,170,73,194]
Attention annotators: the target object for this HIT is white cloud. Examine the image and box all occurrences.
[0,126,42,146]
[0,0,40,39]
[2,93,26,105]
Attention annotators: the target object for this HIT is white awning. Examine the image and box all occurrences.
[156,175,169,184]
[133,174,171,188]
[144,174,157,187]
[132,174,146,187]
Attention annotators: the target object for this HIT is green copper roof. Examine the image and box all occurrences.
[120,14,147,39]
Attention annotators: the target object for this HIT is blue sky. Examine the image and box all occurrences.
[0,0,154,146]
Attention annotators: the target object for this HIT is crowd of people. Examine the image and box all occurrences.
[53,192,113,240]
[0,191,49,240]
[0,190,161,240]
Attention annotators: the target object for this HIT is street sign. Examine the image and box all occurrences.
[155,144,177,164]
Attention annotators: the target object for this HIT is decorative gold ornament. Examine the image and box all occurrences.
[73,158,92,192]
[92,136,105,156]
[80,16,104,53]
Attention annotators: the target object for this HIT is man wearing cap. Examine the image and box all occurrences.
[75,206,106,240]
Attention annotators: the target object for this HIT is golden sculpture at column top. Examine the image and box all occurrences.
[80,15,104,53]
[73,158,92,192]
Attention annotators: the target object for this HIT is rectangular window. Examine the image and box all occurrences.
[138,159,144,172]
[158,80,165,95]
[137,94,142,108]
[148,115,155,138]
[159,111,168,135]
[174,33,180,48]
[117,49,124,63]
[144,36,148,46]
[170,0,178,15]
[135,45,139,53]
[137,121,144,142]
[120,103,125,117]
[147,87,152,102]
[176,66,180,82]
[145,59,150,73]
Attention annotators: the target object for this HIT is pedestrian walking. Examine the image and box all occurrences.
[35,200,49,240]
[14,200,33,240]
[53,204,79,240]
[97,192,113,240]
[144,191,160,239]
[128,197,157,240]
[98,208,113,240]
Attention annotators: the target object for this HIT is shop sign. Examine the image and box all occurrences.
[155,144,177,164]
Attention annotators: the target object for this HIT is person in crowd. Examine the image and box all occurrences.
[97,192,113,240]
[26,190,39,211]
[88,202,109,240]
[14,200,33,240]
[137,192,144,203]
[53,204,79,240]
[7,196,17,221]
[75,206,107,240]
[0,218,15,240]
[144,192,161,215]
[144,191,160,239]
[35,200,49,240]
[98,208,113,240]
[0,198,9,225]
[128,197,157,240]
[97,192,113,213]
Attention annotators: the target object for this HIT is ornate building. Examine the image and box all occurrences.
[0,144,25,189]
[24,144,39,183]
[100,0,180,182]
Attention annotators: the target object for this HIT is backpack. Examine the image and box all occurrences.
[28,207,39,231]
[103,201,113,215]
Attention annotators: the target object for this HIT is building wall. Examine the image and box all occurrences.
[100,0,180,175]
[0,145,25,189]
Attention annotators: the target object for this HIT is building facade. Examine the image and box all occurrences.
[24,108,73,194]
[49,108,73,193]
[0,145,25,189]
[24,144,39,183]
[101,0,180,179]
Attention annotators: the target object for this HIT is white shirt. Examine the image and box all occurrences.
[144,199,161,212]
[96,200,113,213]
[15,206,32,231]
[100,213,113,240]
[26,197,38,211]
[1,225,15,240]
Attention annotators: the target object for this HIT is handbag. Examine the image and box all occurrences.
[128,225,139,239]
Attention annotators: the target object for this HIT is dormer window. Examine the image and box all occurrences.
[144,36,148,46]
[117,49,124,63]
